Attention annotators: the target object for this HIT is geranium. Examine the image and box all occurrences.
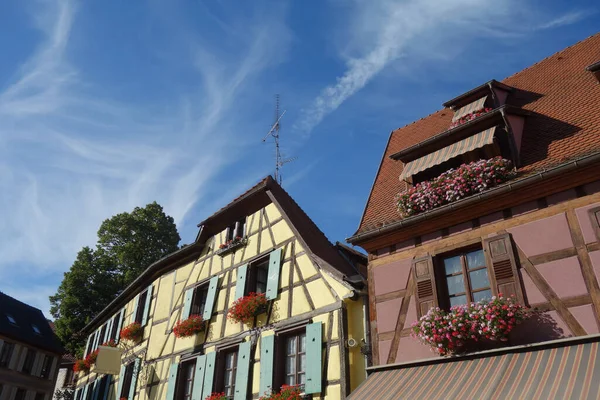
[73,358,89,373]
[217,236,247,253]
[84,349,99,367]
[173,315,205,338]
[411,295,528,356]
[397,157,516,217]
[120,322,143,343]
[259,385,303,400]
[227,292,268,325]
[100,339,117,348]
[449,107,493,129]
[205,393,227,400]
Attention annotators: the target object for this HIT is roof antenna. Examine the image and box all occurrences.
[262,94,296,186]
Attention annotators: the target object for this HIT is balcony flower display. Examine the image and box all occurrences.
[227,292,268,325]
[216,236,248,256]
[397,157,516,217]
[120,322,143,343]
[411,295,529,356]
[173,315,205,338]
[73,358,89,373]
[449,107,493,129]
[259,385,304,400]
[205,393,227,400]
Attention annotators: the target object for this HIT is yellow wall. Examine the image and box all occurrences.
[76,200,366,399]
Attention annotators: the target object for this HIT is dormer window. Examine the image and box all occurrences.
[586,61,600,84]
[226,218,246,242]
[31,324,41,335]
[6,314,16,325]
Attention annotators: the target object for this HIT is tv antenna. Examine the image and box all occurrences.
[262,95,296,185]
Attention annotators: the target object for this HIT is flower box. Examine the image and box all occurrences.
[227,292,268,325]
[120,322,144,343]
[206,393,228,400]
[411,295,529,356]
[90,344,122,375]
[449,107,493,129]
[259,385,306,400]
[216,236,248,256]
[173,315,206,338]
[397,157,516,218]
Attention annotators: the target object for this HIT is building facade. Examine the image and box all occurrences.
[0,293,63,400]
[52,355,76,400]
[74,176,367,400]
[347,34,600,398]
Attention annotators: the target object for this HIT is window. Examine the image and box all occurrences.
[282,331,306,387]
[40,355,53,379]
[190,284,209,316]
[135,289,149,324]
[0,342,15,368]
[589,206,600,241]
[110,311,123,341]
[98,324,107,345]
[21,349,36,374]
[34,392,45,400]
[6,314,17,325]
[119,362,135,399]
[439,248,491,307]
[32,324,41,335]
[217,349,238,398]
[64,367,74,387]
[175,359,196,400]
[96,375,109,400]
[226,218,246,242]
[15,388,26,400]
[247,259,269,295]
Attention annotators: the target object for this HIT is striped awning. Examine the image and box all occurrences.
[452,96,488,121]
[348,339,600,400]
[399,126,497,181]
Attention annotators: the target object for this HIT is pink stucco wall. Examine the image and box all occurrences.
[535,256,588,298]
[372,258,412,296]
[375,298,402,333]
[508,213,573,257]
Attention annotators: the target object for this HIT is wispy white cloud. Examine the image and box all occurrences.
[294,0,591,134]
[0,0,291,280]
[536,10,588,30]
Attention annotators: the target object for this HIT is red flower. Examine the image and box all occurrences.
[173,315,205,338]
[205,393,227,400]
[259,385,303,400]
[73,359,89,373]
[120,322,143,343]
[227,292,268,325]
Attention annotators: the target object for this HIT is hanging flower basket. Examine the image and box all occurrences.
[411,295,529,356]
[216,236,248,256]
[397,157,516,218]
[205,393,227,400]
[227,292,268,325]
[173,315,206,338]
[73,358,89,374]
[449,107,493,129]
[120,322,143,343]
[259,385,304,400]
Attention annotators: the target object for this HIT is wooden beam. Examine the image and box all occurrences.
[566,209,600,331]
[531,294,592,312]
[386,273,414,364]
[516,244,587,336]
[528,247,578,265]
[367,266,379,366]
[375,289,408,303]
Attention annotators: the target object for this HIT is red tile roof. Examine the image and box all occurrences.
[356,33,600,235]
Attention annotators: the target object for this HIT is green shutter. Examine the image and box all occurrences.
[84,334,92,356]
[165,361,179,400]
[103,376,113,400]
[115,309,124,344]
[132,294,140,323]
[266,248,282,300]
[74,389,81,400]
[233,341,252,400]
[202,276,219,321]
[142,285,153,326]
[82,384,90,400]
[201,351,217,400]
[235,264,248,301]
[259,335,275,396]
[128,359,141,400]
[305,322,323,394]
[92,379,100,400]
[191,355,207,400]
[93,329,101,351]
[183,288,194,319]
[104,319,113,343]
[116,364,126,400]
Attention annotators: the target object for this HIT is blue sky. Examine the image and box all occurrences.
[0,0,597,317]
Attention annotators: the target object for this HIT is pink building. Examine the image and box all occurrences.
[348,33,600,398]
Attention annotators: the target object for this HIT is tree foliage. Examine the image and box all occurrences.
[50,202,180,355]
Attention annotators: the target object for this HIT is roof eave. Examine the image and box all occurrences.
[442,79,514,109]
[586,60,600,72]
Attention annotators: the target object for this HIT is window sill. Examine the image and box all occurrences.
[215,237,248,257]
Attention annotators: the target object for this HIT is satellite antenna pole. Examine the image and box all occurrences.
[262,94,295,186]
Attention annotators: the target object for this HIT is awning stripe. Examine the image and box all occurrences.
[399,126,497,181]
[452,96,488,121]
[350,339,600,400]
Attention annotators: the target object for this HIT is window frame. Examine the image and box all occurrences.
[246,258,270,296]
[175,358,197,400]
[226,218,247,242]
[134,289,149,325]
[435,246,492,309]
[14,388,26,400]
[589,206,600,241]
[119,362,135,399]
[40,354,53,379]
[215,346,239,398]
[6,314,17,326]
[21,348,36,375]
[274,327,307,392]
[190,283,210,317]
[0,341,15,368]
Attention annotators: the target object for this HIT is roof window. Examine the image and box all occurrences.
[6,314,17,325]
[32,324,41,335]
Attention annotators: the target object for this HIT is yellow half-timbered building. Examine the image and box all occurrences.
[74,176,367,400]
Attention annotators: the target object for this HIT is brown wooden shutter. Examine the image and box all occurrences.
[482,233,525,304]
[413,255,438,318]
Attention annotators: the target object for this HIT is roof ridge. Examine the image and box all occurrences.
[501,32,600,82]
[0,291,43,313]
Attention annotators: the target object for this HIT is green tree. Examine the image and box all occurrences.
[50,202,180,355]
